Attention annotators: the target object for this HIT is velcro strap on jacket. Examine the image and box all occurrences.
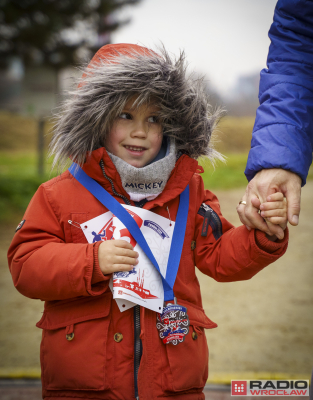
[197,203,223,240]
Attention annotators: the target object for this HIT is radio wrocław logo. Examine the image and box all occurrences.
[231,380,309,396]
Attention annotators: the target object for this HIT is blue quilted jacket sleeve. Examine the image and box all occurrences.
[245,0,313,185]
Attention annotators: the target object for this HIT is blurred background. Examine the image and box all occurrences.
[0,0,312,386]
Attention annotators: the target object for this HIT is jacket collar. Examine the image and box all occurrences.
[81,147,201,209]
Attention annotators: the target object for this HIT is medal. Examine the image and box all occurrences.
[156,298,189,345]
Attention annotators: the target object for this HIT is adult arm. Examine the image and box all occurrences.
[239,0,313,233]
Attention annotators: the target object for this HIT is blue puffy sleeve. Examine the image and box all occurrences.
[245,0,313,185]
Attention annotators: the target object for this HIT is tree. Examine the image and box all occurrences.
[0,0,141,176]
[0,0,141,69]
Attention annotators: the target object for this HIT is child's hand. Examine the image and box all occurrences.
[98,240,139,275]
[259,192,287,240]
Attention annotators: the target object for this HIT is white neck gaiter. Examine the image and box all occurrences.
[108,138,176,201]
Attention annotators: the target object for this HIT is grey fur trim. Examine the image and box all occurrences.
[49,45,224,170]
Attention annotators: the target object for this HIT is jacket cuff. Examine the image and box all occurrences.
[91,241,110,284]
[255,228,289,254]
[245,123,311,185]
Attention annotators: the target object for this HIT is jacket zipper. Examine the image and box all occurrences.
[100,161,143,399]
[100,160,131,205]
[134,304,141,399]
[133,201,145,400]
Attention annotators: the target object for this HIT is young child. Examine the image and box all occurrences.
[8,43,288,400]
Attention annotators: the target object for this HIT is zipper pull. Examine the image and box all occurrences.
[201,207,212,237]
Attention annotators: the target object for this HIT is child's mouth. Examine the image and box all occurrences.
[124,145,147,155]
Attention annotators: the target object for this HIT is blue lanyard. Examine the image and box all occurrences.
[68,163,189,301]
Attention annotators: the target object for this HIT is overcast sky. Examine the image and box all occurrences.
[112,0,277,97]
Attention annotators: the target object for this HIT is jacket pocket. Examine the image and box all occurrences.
[70,212,89,243]
[37,293,111,391]
[162,299,217,393]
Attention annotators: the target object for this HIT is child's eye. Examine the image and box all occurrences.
[119,112,132,120]
[148,116,159,123]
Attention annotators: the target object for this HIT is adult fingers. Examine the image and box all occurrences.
[237,193,284,238]
[285,184,301,226]
[251,196,261,209]
[236,193,252,229]
[242,193,271,233]
[244,174,284,235]
[263,219,285,239]
[245,192,284,237]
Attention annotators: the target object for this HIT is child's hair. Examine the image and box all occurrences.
[49,43,224,171]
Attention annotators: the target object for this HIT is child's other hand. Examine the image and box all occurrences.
[98,240,139,275]
[259,192,287,240]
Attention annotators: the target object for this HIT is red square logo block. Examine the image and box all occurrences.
[231,381,247,396]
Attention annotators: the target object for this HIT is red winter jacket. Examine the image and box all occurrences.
[8,148,288,400]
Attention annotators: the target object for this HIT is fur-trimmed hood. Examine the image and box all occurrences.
[50,43,223,168]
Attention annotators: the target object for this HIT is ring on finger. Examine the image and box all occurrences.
[239,200,247,205]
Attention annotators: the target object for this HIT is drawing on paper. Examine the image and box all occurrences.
[113,269,159,299]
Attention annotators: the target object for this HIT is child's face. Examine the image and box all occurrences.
[105,98,163,168]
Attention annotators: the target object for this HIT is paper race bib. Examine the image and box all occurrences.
[81,205,174,313]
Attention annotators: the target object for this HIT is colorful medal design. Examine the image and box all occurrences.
[156,298,189,345]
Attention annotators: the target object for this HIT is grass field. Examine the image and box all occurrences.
[0,151,251,223]
[0,111,312,223]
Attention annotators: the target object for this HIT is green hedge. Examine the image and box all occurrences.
[1,151,312,223]
[0,175,48,222]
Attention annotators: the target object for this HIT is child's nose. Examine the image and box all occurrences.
[130,120,148,138]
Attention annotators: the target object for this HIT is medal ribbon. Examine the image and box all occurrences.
[68,163,189,301]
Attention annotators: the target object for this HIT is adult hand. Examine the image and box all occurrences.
[237,168,301,238]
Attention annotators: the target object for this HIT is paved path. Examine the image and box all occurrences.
[1,182,312,379]
[0,380,309,400]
